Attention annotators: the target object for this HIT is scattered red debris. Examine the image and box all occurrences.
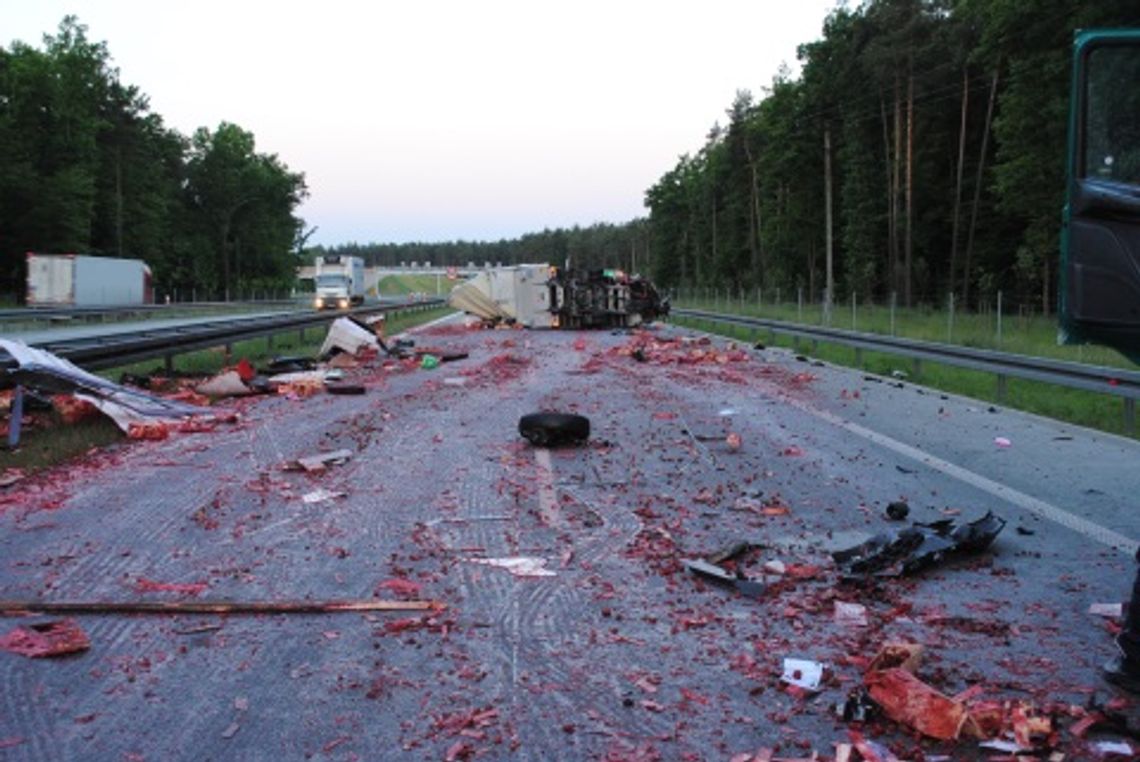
[52,395,101,424]
[127,421,170,441]
[375,578,423,597]
[235,358,256,383]
[134,578,208,596]
[865,667,970,740]
[0,619,90,658]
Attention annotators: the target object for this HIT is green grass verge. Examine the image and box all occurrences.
[4,415,124,473]
[676,297,1134,370]
[672,314,1136,439]
[374,274,449,298]
[4,306,456,473]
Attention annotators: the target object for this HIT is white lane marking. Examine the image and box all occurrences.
[533,447,562,528]
[786,396,1139,556]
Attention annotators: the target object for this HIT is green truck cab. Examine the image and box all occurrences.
[1062,29,1140,363]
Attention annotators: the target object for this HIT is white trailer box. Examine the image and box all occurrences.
[448,264,556,328]
[26,253,152,306]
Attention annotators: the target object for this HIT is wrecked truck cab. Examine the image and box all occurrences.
[447,264,669,329]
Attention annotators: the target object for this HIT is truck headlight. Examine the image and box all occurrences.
[339,298,349,309]
[314,297,324,308]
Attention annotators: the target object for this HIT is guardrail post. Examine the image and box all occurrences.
[164,353,173,374]
[797,288,803,322]
[299,327,306,343]
[912,358,922,378]
[7,385,23,449]
[890,292,897,336]
[855,347,864,369]
[266,333,274,351]
[1125,398,1136,437]
[996,374,1008,403]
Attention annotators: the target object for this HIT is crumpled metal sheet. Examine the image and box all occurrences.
[0,339,217,432]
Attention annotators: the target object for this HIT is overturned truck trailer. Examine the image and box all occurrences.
[447,265,669,329]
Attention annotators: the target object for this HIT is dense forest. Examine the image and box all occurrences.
[0,17,307,300]
[7,4,1140,311]
[312,220,652,274]
[645,0,1140,312]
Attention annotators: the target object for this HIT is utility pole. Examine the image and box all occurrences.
[824,126,834,323]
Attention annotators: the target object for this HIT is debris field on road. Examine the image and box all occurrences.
[1,318,1138,760]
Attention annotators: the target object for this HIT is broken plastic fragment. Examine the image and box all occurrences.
[289,449,353,473]
[302,488,347,504]
[1094,740,1135,756]
[1090,603,1124,618]
[467,557,556,577]
[684,558,765,598]
[832,511,1006,578]
[319,317,380,358]
[834,601,868,627]
[196,371,251,397]
[781,658,824,691]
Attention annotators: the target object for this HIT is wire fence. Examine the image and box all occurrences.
[670,285,1134,371]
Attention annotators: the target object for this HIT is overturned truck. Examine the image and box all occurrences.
[447,265,669,329]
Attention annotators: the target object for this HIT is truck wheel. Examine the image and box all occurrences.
[518,413,590,447]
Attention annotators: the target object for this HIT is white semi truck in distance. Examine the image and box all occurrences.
[313,254,365,310]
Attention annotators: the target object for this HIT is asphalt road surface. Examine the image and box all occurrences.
[2,319,1139,761]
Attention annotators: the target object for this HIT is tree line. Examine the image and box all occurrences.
[314,220,651,274]
[11,4,1140,312]
[645,0,1140,312]
[0,17,307,301]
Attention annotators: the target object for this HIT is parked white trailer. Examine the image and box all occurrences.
[26,253,153,306]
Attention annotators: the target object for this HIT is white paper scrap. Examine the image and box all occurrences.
[781,658,823,691]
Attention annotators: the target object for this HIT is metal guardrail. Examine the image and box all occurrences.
[0,300,304,325]
[674,307,1140,434]
[2,299,447,373]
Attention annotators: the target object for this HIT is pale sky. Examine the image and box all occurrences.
[6,1,838,246]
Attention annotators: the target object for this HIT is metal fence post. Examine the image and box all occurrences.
[997,291,1003,346]
[1124,398,1136,436]
[948,292,955,343]
[798,288,803,323]
[890,292,897,336]
[997,374,1008,403]
[851,292,857,332]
